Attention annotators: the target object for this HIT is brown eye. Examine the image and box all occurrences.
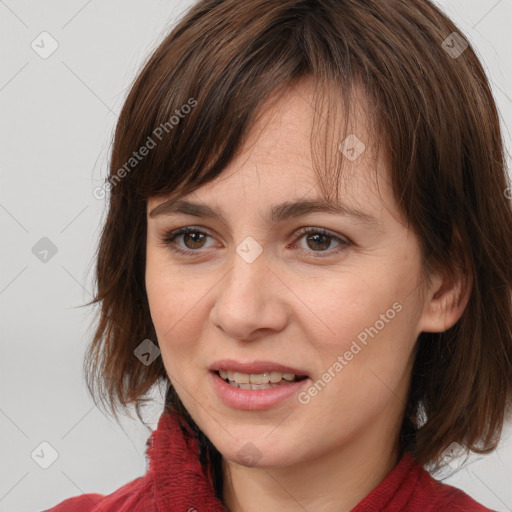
[293,227,352,257]
[181,231,207,249]
[304,232,331,251]
[162,226,215,255]
[161,225,351,258]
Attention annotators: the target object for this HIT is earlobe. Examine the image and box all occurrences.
[418,264,472,334]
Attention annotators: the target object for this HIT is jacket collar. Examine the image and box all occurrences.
[144,407,420,512]
[145,408,227,511]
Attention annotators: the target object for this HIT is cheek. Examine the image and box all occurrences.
[293,263,420,395]
[291,269,404,350]
[145,251,204,365]
[146,277,207,395]
[145,244,201,329]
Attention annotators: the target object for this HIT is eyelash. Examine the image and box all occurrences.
[160,226,352,258]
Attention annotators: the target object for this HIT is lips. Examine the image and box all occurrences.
[208,358,309,377]
[209,368,311,410]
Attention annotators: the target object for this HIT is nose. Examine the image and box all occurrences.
[210,246,289,342]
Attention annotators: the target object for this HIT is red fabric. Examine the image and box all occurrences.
[45,408,494,512]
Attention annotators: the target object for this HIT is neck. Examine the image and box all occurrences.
[221,422,400,512]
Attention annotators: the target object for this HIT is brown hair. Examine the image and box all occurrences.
[84,0,512,494]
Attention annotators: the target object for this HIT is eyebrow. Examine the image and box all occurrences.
[148,198,379,225]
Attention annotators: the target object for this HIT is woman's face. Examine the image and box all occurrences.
[145,80,443,468]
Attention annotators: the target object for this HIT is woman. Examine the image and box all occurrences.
[47,0,512,510]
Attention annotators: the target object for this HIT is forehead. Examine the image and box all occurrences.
[148,78,392,221]
[234,77,377,175]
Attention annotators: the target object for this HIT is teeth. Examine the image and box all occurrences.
[229,382,276,390]
[249,373,269,385]
[269,371,283,383]
[234,372,250,384]
[218,369,300,385]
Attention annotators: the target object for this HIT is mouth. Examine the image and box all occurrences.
[209,367,311,410]
[208,359,311,409]
[212,369,309,390]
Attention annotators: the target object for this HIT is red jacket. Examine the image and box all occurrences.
[45,408,494,512]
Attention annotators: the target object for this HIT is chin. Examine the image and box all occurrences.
[209,432,301,469]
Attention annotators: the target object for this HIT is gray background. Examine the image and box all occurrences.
[0,1,511,511]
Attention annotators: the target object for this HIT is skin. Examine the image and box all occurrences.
[145,78,469,512]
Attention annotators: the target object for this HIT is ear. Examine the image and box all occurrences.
[417,235,473,334]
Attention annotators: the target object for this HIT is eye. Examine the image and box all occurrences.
[291,227,352,257]
[161,226,216,255]
[160,226,352,257]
